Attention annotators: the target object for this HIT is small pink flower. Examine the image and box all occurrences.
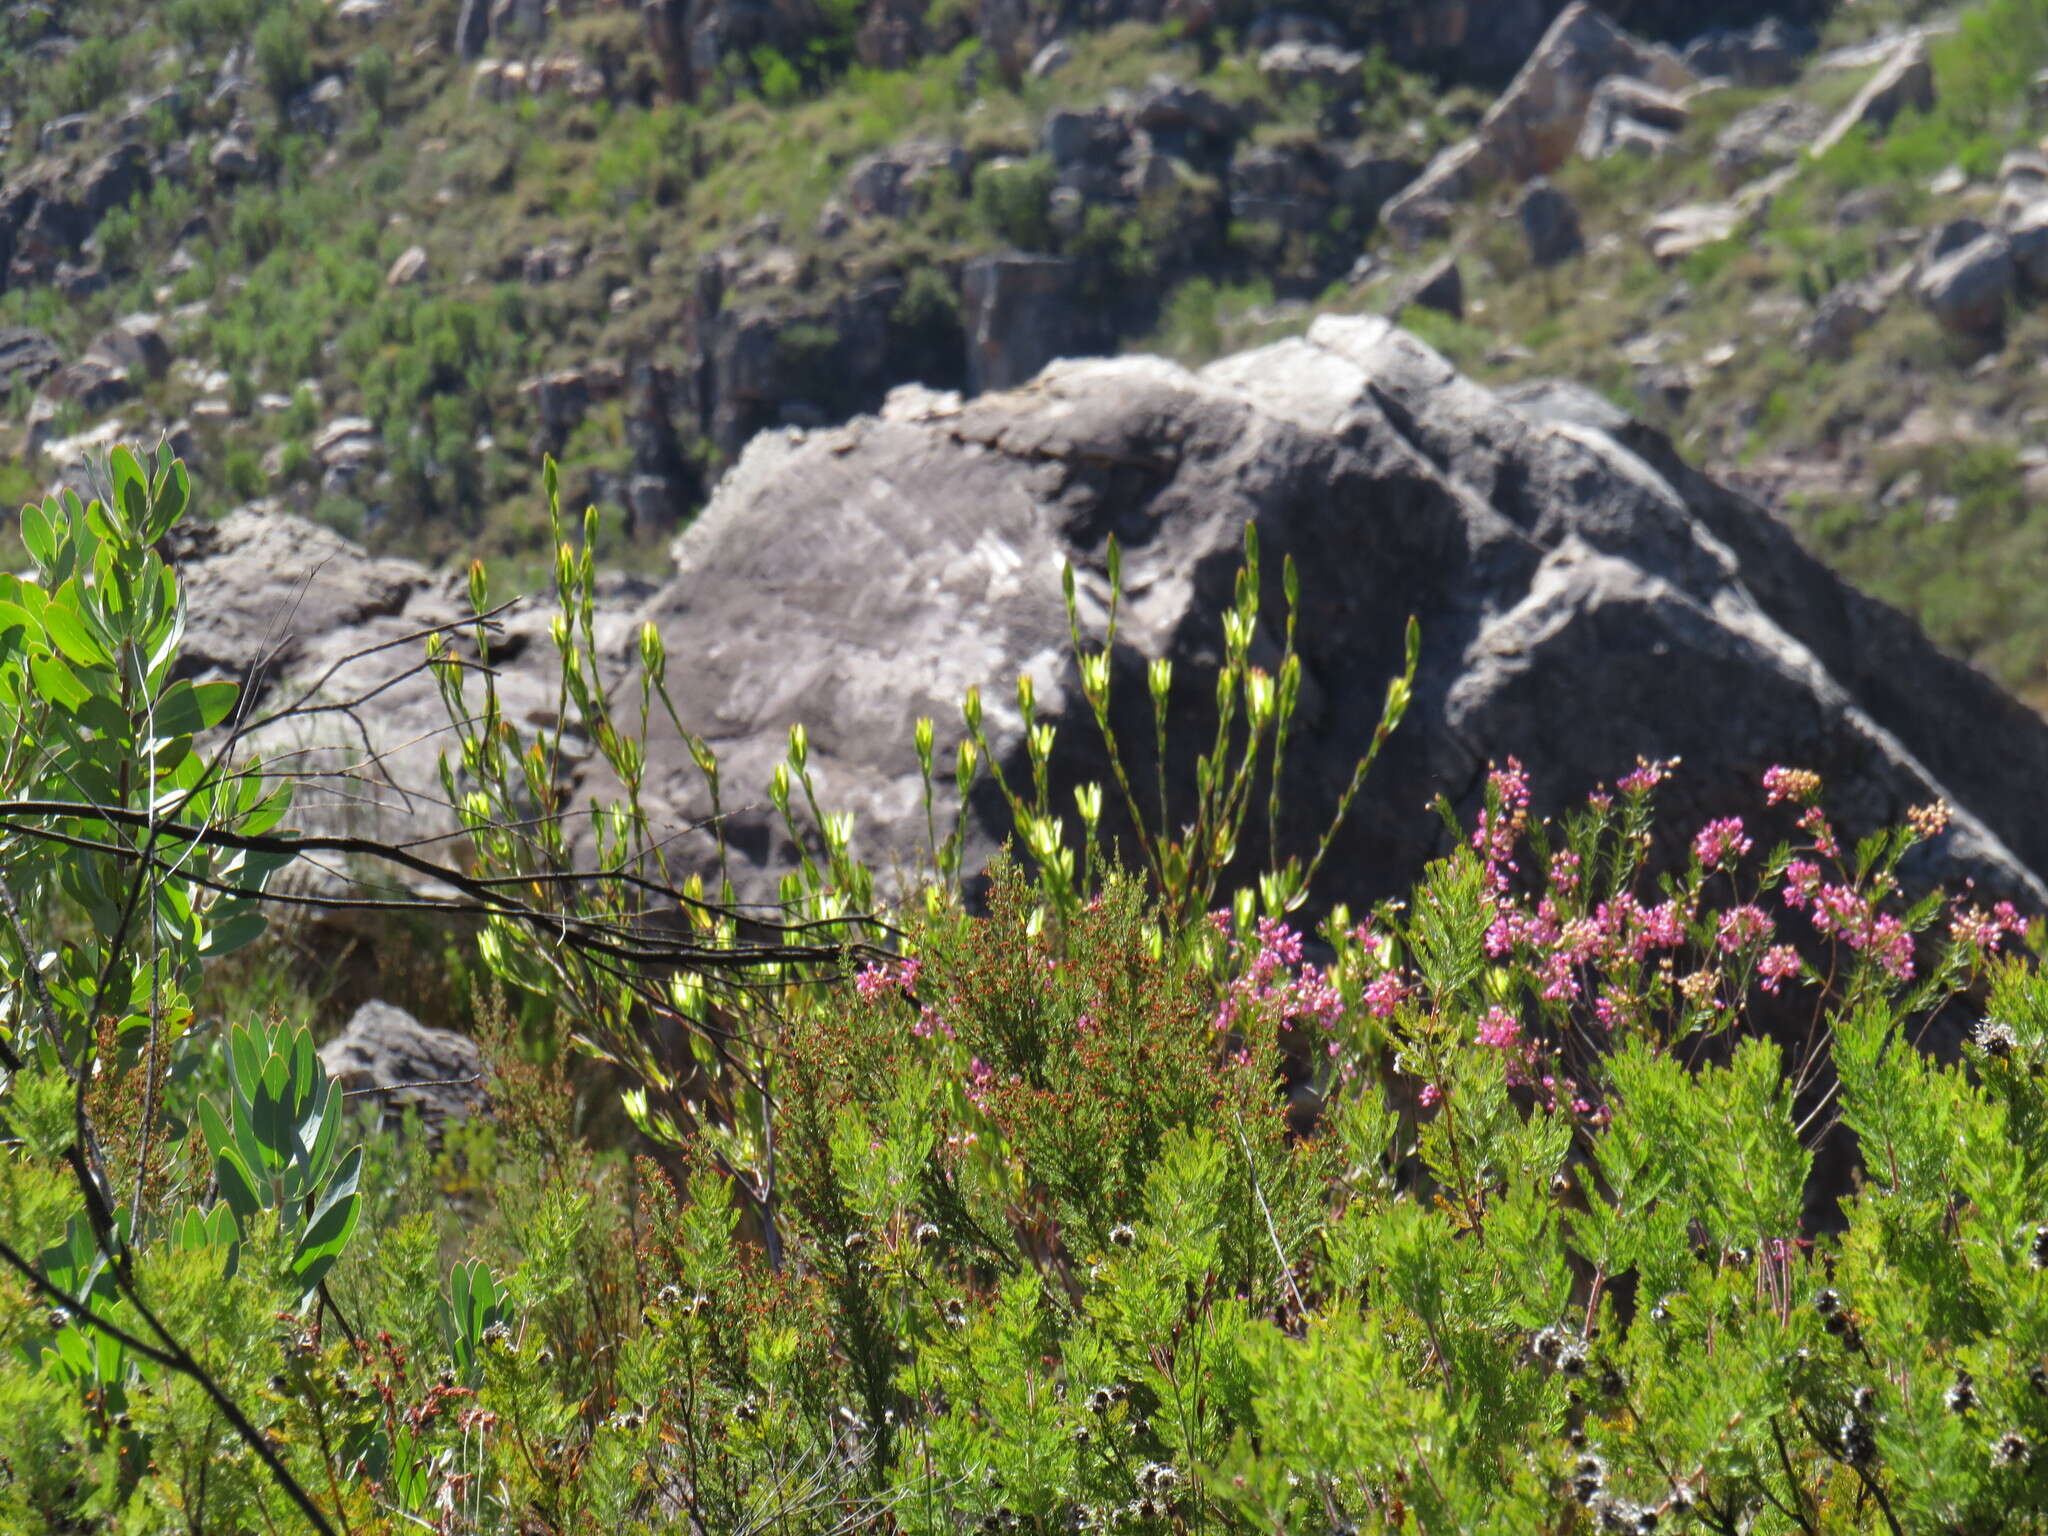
[964,1057,993,1109]
[1781,861,1822,909]
[1363,971,1411,1018]
[1694,817,1753,869]
[1418,1082,1441,1110]
[855,963,891,1000]
[1547,849,1582,896]
[1797,807,1840,859]
[1757,946,1803,993]
[1617,756,1674,795]
[1951,901,2026,957]
[1762,765,1822,806]
[1716,904,1772,953]
[1477,1007,1521,1050]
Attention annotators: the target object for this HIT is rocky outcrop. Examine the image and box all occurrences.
[962,254,1095,393]
[1384,2,1693,243]
[1810,35,1934,159]
[173,320,2048,923]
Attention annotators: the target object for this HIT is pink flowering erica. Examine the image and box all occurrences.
[964,1057,993,1109]
[1951,900,2026,958]
[1477,1007,1522,1050]
[1781,861,1822,908]
[1592,892,1686,964]
[1693,817,1753,869]
[855,957,922,1000]
[1797,806,1840,859]
[1617,756,1675,795]
[1213,916,1347,1034]
[1472,756,1531,895]
[1762,764,1822,806]
[1715,904,1773,953]
[1757,946,1803,993]
[1362,970,1411,1018]
[1800,882,1915,981]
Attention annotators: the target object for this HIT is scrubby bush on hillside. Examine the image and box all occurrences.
[2,458,2048,1533]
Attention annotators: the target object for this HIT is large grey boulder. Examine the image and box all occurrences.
[601,317,2048,912]
[174,320,2048,925]
[1916,231,2014,340]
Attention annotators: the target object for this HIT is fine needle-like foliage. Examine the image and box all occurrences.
[2,453,2047,1534]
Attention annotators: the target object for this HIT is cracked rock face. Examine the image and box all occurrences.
[175,317,2048,918]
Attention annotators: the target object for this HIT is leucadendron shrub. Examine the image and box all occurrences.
[6,454,2048,1534]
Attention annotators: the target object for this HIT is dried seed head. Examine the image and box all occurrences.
[1993,1432,2032,1469]
[1558,1342,1590,1379]
[1109,1224,1136,1248]
[1947,1372,1979,1416]
[656,1284,683,1308]
[914,1221,942,1248]
[1814,1288,1842,1318]
[1840,1414,1877,1466]
[1976,1019,2020,1059]
[2031,1364,2048,1397]
[2032,1227,2048,1269]
[1853,1385,1879,1413]
[1532,1327,1567,1365]
[1087,1387,1113,1414]
[842,1232,869,1254]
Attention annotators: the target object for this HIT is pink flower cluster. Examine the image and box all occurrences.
[1757,947,1803,993]
[1693,817,1753,869]
[1762,765,1822,806]
[1715,904,1772,953]
[1472,758,1531,895]
[1617,756,1675,794]
[1477,1007,1522,1050]
[1784,877,1915,981]
[1213,916,1346,1035]
[855,956,923,1000]
[1951,900,2026,958]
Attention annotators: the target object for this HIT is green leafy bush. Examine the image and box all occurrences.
[3,458,2048,1535]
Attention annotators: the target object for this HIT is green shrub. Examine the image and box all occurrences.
[222,445,264,499]
[974,154,1057,251]
[7,432,2048,1530]
[252,4,311,105]
[355,43,392,112]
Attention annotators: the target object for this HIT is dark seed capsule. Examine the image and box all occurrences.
[2031,1227,2048,1269]
[1993,1432,2032,1469]
[1814,1288,1842,1317]
[1947,1373,1979,1415]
